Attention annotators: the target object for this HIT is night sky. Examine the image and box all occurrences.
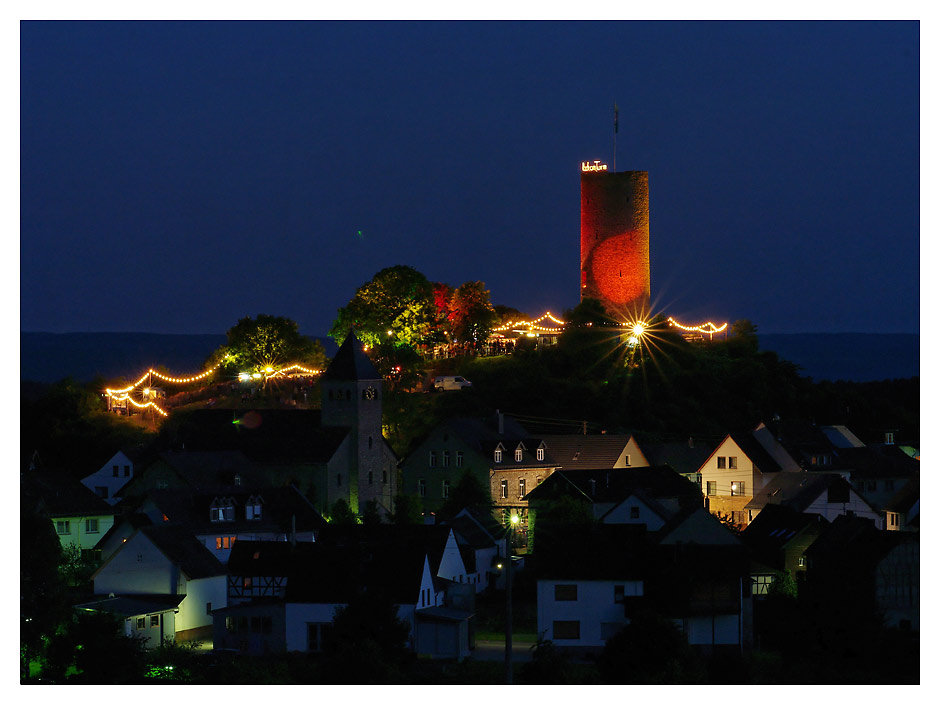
[20,21,920,337]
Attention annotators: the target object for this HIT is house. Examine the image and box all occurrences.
[443,506,507,593]
[803,515,919,630]
[91,523,228,642]
[73,594,185,648]
[698,430,801,529]
[215,527,475,659]
[639,438,712,491]
[745,472,881,528]
[535,524,750,655]
[884,470,919,531]
[834,443,919,514]
[22,469,117,562]
[740,504,828,596]
[118,332,399,518]
[80,448,144,504]
[98,485,327,564]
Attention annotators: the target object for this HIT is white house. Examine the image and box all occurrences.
[81,450,140,505]
[746,472,883,529]
[92,524,228,642]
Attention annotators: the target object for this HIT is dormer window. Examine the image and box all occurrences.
[234,474,242,486]
[494,449,503,463]
[210,497,236,523]
[537,448,545,461]
[515,448,523,462]
[246,496,263,521]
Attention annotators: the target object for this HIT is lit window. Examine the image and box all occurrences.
[515,448,523,462]
[500,479,508,499]
[798,556,806,567]
[519,478,526,497]
[537,448,545,461]
[442,480,450,499]
[717,457,726,469]
[731,481,746,496]
[136,617,146,629]
[494,449,503,463]
[728,457,737,469]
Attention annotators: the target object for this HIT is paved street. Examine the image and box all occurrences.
[470,639,535,662]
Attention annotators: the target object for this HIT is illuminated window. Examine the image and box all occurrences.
[537,448,545,461]
[85,519,99,533]
[494,449,503,463]
[442,480,450,499]
[519,478,526,497]
[728,457,738,469]
[418,479,426,497]
[456,452,464,468]
[515,448,523,462]
[136,617,146,629]
[798,556,806,567]
[731,481,745,496]
[717,457,726,469]
[243,577,253,589]
[429,451,437,468]
[216,536,236,550]
[500,479,508,499]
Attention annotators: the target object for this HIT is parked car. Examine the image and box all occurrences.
[432,375,472,392]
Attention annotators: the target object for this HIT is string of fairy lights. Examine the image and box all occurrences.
[492,311,567,334]
[666,317,728,336]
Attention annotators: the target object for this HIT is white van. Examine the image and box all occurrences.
[432,375,472,392]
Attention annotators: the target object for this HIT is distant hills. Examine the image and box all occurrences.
[19,331,917,386]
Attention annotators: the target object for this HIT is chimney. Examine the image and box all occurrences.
[497,409,504,435]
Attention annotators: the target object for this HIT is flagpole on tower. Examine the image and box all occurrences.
[613,101,619,172]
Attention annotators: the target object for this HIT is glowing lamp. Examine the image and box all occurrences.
[264,366,274,374]
[387,330,394,336]
[510,514,520,525]
[632,323,646,336]
[252,373,262,379]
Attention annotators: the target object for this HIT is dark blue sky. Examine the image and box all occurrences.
[20,21,919,336]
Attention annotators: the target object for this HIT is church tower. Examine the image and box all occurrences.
[580,168,650,320]
[320,332,395,515]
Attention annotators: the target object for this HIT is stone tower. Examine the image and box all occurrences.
[580,169,650,320]
[320,332,394,514]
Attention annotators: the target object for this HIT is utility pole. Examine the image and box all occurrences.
[505,513,519,684]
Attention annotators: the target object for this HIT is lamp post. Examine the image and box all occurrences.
[505,512,520,684]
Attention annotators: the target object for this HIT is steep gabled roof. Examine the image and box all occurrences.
[641,442,713,475]
[740,504,828,568]
[139,524,226,579]
[541,434,637,468]
[727,432,785,474]
[884,471,919,514]
[525,466,702,506]
[23,471,117,517]
[834,444,919,479]
[320,332,381,381]
[745,472,867,513]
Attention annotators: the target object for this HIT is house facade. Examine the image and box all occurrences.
[81,449,140,504]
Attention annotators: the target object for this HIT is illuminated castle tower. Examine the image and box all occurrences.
[580,166,650,319]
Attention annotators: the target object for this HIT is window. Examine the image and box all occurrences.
[156,479,169,490]
[85,518,99,533]
[206,602,213,615]
[210,497,236,522]
[494,449,503,463]
[706,481,717,496]
[151,615,160,627]
[56,521,70,535]
[500,479,508,499]
[456,452,464,468]
[429,451,437,468]
[136,617,146,629]
[798,556,806,567]
[124,465,131,477]
[717,457,726,469]
[519,478,526,497]
[442,480,450,499]
[112,465,119,477]
[368,471,374,485]
[515,448,523,462]
[243,577,253,589]
[625,454,631,467]
[554,584,578,601]
[442,451,450,468]
[95,486,109,499]
[553,621,581,640]
[216,536,236,550]
[382,470,388,484]
[629,506,640,520]
[731,481,745,496]
[728,457,737,469]
[418,479,426,497]
[537,448,545,461]
[307,623,333,652]
[246,498,263,520]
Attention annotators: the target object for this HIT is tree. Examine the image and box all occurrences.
[361,499,383,526]
[597,610,703,684]
[211,314,327,377]
[728,318,759,353]
[391,494,423,525]
[449,281,497,347]
[438,469,492,519]
[330,265,439,349]
[329,498,358,525]
[44,610,148,683]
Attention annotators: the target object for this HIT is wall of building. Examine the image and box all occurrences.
[536,579,643,648]
[94,533,180,596]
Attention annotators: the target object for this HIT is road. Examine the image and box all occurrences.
[470,638,536,662]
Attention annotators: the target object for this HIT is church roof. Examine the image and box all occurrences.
[321,332,381,382]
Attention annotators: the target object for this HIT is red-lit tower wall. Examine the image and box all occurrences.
[580,170,650,319]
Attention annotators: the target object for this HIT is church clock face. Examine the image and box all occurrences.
[363,386,377,401]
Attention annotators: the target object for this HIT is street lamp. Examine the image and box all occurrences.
[506,513,520,684]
